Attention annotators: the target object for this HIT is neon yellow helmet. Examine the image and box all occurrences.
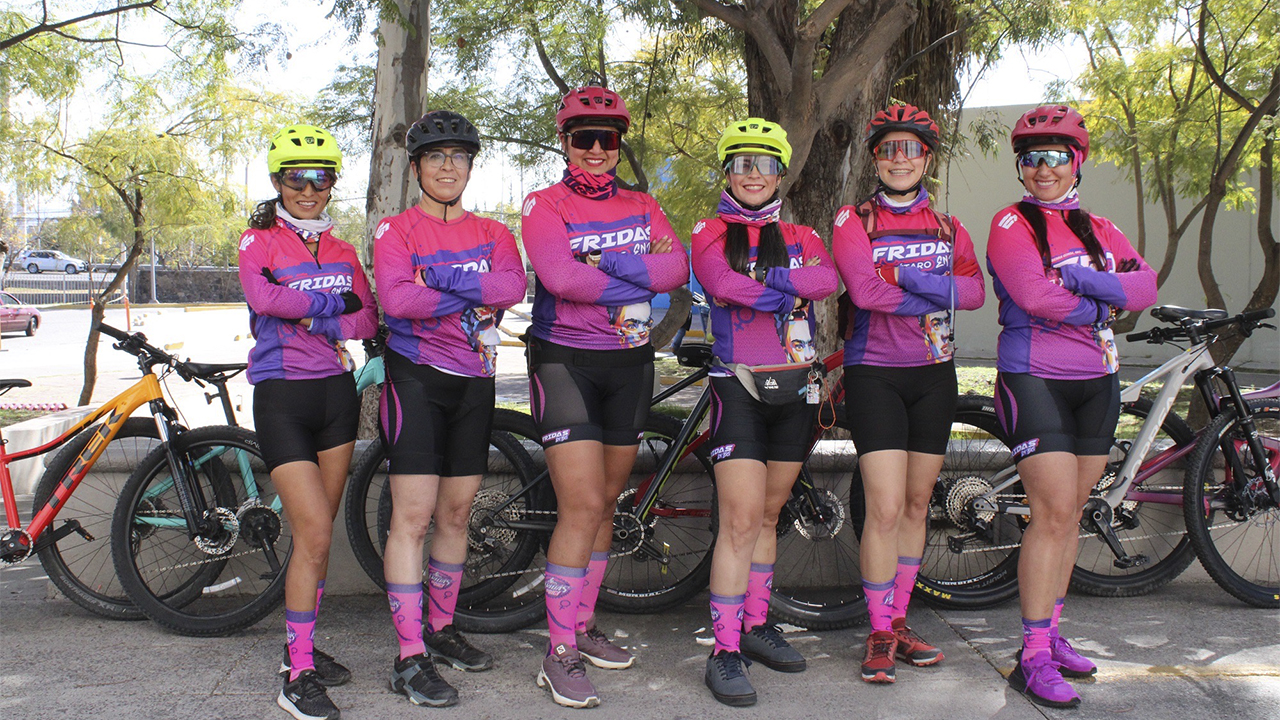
[716,118,792,169]
[267,124,344,174]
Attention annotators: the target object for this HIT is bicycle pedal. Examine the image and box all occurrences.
[1112,553,1149,570]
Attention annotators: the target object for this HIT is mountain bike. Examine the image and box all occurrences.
[904,306,1277,609]
[0,324,249,622]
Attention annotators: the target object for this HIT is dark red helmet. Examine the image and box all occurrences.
[555,85,631,133]
[1011,105,1089,161]
[865,104,940,151]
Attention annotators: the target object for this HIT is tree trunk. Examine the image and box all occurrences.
[79,190,148,405]
[357,0,430,440]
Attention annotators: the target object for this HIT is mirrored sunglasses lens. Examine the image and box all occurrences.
[281,169,335,190]
[727,155,780,175]
[1021,151,1071,168]
[570,130,620,151]
[876,140,925,160]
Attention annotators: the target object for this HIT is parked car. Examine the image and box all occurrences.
[0,292,41,336]
[17,249,89,274]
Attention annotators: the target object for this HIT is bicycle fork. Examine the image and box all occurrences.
[1199,367,1280,512]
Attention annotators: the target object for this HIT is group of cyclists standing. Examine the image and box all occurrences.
[237,84,1156,719]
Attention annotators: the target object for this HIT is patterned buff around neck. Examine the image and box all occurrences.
[1020,187,1081,211]
[562,164,619,200]
[716,189,782,227]
[876,188,932,215]
[275,203,334,240]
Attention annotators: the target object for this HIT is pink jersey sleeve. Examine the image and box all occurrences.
[987,211,1109,326]
[595,199,689,293]
[337,245,378,340]
[422,222,528,309]
[374,216,472,319]
[238,229,346,319]
[691,219,794,313]
[895,218,986,311]
[1057,218,1156,312]
[832,208,947,316]
[762,226,838,301]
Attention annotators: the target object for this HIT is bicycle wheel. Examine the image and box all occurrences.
[111,426,288,635]
[1070,398,1197,596]
[1183,398,1280,608]
[597,412,716,613]
[348,409,550,634]
[34,417,162,619]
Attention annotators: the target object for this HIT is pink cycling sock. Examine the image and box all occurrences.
[576,551,609,632]
[387,582,426,660]
[426,557,465,634]
[863,578,895,633]
[710,592,746,654]
[1049,597,1065,637]
[742,563,773,632]
[1023,617,1053,661]
[891,556,922,621]
[314,579,325,615]
[285,608,316,681]
[545,562,587,654]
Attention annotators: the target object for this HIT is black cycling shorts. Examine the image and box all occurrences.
[843,362,958,455]
[381,350,496,476]
[994,372,1120,461]
[527,337,653,447]
[706,376,816,464]
[253,373,360,472]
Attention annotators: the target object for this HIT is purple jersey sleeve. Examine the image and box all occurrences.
[238,230,345,319]
[421,227,527,309]
[375,217,473,319]
[762,227,839,300]
[832,208,947,316]
[986,212,1108,326]
[691,219,794,313]
[595,199,691,294]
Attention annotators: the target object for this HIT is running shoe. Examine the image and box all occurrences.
[278,669,340,720]
[860,630,897,683]
[740,624,806,673]
[1051,635,1097,678]
[425,624,494,672]
[537,644,600,709]
[891,617,944,667]
[279,645,352,687]
[704,650,756,707]
[390,653,459,707]
[577,626,635,670]
[1008,649,1081,709]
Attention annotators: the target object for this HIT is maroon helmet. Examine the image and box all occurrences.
[1011,105,1090,161]
[555,85,631,133]
[865,104,940,151]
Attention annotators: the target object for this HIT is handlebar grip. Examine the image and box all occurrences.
[98,324,131,341]
[1242,307,1277,323]
[1125,330,1152,342]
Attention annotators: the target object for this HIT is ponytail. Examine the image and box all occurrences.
[725,222,788,275]
[249,197,281,230]
[1016,201,1106,270]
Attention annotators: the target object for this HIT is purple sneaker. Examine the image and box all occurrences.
[1008,650,1081,709]
[1051,635,1097,678]
[537,643,600,708]
[577,626,635,669]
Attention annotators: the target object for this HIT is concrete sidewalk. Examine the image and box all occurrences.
[1,566,1276,720]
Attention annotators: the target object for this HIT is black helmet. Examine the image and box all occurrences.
[406,110,481,158]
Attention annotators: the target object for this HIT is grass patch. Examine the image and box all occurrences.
[0,409,47,428]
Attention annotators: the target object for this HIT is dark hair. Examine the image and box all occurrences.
[725,221,787,274]
[249,196,281,230]
[1016,201,1106,270]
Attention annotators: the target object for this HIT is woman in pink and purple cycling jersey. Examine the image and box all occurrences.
[987,105,1156,709]
[373,110,528,708]
[237,123,377,720]
[520,84,689,709]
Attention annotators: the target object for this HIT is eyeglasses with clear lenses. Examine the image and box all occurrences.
[725,154,783,176]
[421,150,473,170]
[567,129,622,151]
[1018,149,1073,169]
[278,168,338,192]
[874,139,927,161]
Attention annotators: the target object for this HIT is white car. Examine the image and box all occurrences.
[17,249,89,274]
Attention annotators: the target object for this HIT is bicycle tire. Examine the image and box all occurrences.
[1183,398,1280,608]
[1069,398,1197,596]
[33,417,162,620]
[597,412,716,613]
[111,426,289,635]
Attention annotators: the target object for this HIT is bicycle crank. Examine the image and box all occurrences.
[1080,498,1149,569]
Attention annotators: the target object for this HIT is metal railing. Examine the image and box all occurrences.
[0,271,127,305]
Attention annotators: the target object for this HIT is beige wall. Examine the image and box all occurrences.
[936,104,1279,372]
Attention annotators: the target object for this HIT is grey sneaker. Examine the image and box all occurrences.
[537,643,600,708]
[425,624,494,672]
[577,626,635,670]
[390,653,459,707]
[740,624,806,673]
[705,650,756,707]
[279,645,352,687]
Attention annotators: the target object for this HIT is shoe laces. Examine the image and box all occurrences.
[553,651,589,679]
[894,624,926,645]
[868,635,895,659]
[1022,653,1068,687]
[583,626,611,645]
[715,651,751,679]
[290,671,328,700]
[1050,634,1080,657]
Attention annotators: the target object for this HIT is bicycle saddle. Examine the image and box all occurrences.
[0,379,32,393]
[1151,306,1228,323]
[674,343,713,368]
[184,362,248,378]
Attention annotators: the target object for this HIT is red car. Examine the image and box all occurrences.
[0,292,40,336]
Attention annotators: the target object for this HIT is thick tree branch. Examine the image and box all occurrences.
[813,1,916,124]
[0,0,158,52]
[797,0,856,44]
[690,0,792,94]
[1195,3,1254,110]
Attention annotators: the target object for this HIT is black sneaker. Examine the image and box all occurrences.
[425,624,494,672]
[704,650,756,707]
[390,653,459,707]
[279,645,352,687]
[740,624,807,673]
[278,670,340,720]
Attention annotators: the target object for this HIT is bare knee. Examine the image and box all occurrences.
[864,498,904,536]
[433,499,472,538]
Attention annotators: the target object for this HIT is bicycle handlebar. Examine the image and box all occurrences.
[99,323,199,381]
[1126,307,1276,344]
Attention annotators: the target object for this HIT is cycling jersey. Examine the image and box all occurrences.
[832,192,985,367]
[690,217,837,367]
[521,179,689,350]
[986,204,1156,379]
[238,221,377,384]
[373,207,527,377]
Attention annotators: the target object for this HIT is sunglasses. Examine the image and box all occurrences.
[566,129,622,151]
[725,154,784,176]
[1019,149,1073,169]
[874,139,928,161]
[278,168,338,192]
[420,150,473,170]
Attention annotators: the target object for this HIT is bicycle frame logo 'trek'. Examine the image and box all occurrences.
[52,410,126,507]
